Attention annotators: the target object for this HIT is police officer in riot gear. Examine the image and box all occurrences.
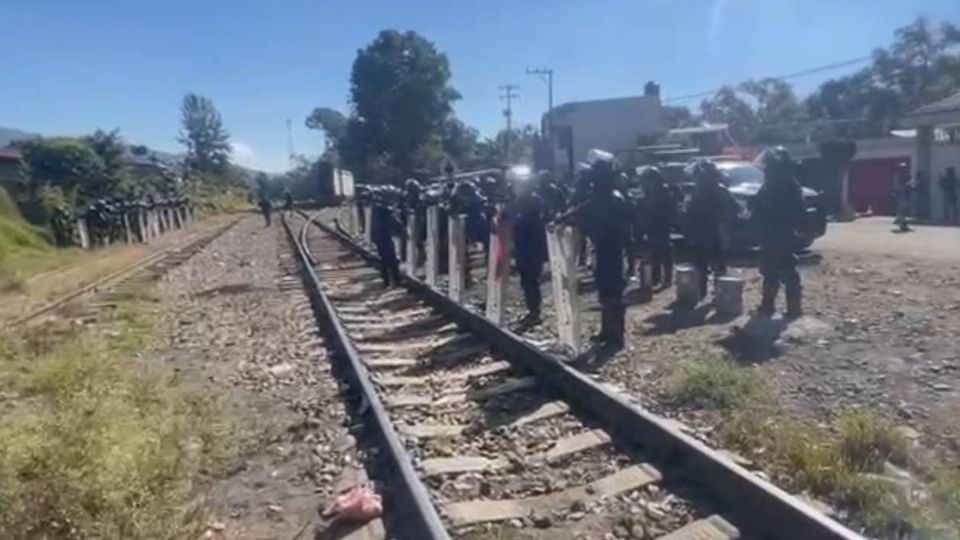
[510,169,548,324]
[754,148,805,318]
[685,160,736,299]
[639,167,675,288]
[558,159,634,348]
[371,188,403,288]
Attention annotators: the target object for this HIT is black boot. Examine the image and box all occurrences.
[591,308,610,344]
[757,279,778,317]
[607,304,626,349]
[785,284,802,319]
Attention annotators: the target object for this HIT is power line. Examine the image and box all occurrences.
[662,55,873,104]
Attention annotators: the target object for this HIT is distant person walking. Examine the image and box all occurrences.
[258,196,272,227]
[941,167,958,222]
[894,163,913,232]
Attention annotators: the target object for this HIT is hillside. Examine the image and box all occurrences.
[0,127,39,148]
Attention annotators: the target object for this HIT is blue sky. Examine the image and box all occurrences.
[1,0,957,172]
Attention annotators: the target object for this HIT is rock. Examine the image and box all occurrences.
[570,500,587,513]
[933,383,951,392]
[646,506,665,521]
[630,524,648,539]
[532,512,552,528]
[567,511,586,521]
[265,504,283,521]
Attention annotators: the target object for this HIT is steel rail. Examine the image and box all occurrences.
[10,216,242,328]
[280,211,452,540]
[306,209,866,540]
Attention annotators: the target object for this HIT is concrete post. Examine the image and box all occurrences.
[122,212,133,244]
[425,206,439,287]
[179,207,189,227]
[138,210,149,243]
[363,206,373,245]
[76,218,90,249]
[485,210,513,325]
[546,225,581,355]
[715,276,744,317]
[173,207,183,230]
[916,125,934,220]
[151,210,161,238]
[675,265,701,306]
[405,210,420,275]
[447,214,466,303]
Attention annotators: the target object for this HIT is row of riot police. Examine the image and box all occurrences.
[49,196,193,248]
[352,147,806,348]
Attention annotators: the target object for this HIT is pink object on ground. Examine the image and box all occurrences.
[332,485,383,523]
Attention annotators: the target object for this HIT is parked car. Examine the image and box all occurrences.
[667,160,826,251]
[717,161,826,249]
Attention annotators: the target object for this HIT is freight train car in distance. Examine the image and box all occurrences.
[316,161,355,206]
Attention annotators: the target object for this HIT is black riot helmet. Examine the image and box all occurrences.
[759,147,797,185]
[590,160,616,195]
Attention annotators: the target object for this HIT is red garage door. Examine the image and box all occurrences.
[848,158,907,215]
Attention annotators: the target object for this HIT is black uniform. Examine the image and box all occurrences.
[941,168,958,221]
[371,200,402,287]
[685,164,736,298]
[754,149,805,317]
[258,197,272,226]
[564,163,633,347]
[640,169,675,287]
[512,193,548,320]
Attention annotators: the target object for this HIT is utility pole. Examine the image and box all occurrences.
[286,118,296,170]
[525,67,554,136]
[498,84,520,163]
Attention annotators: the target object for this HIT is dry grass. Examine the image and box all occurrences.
[663,353,960,537]
[0,302,237,539]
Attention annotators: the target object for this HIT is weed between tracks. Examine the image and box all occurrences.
[0,303,238,539]
[667,356,960,538]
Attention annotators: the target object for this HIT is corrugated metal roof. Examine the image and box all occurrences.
[906,91,960,117]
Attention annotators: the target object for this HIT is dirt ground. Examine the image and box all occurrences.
[150,216,352,539]
[525,217,960,461]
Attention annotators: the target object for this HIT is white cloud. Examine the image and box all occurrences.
[708,0,729,45]
[230,141,258,169]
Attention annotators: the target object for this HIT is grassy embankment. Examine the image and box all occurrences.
[0,296,239,538]
[671,354,960,538]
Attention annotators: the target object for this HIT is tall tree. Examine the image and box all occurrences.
[699,86,756,144]
[83,129,131,195]
[872,18,960,109]
[346,30,461,179]
[20,138,105,205]
[739,78,806,142]
[178,93,231,177]
[476,125,537,165]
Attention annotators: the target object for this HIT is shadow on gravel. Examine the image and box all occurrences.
[568,343,622,373]
[642,301,738,336]
[191,282,261,298]
[716,315,790,363]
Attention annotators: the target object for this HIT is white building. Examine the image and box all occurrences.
[545,82,664,172]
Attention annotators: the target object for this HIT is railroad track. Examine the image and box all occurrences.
[11,216,242,328]
[282,210,864,540]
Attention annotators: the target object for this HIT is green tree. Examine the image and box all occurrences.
[476,125,537,165]
[305,107,348,162]
[739,78,806,142]
[346,30,461,179]
[83,129,131,196]
[178,93,231,177]
[20,138,105,204]
[699,86,756,144]
[873,18,960,109]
